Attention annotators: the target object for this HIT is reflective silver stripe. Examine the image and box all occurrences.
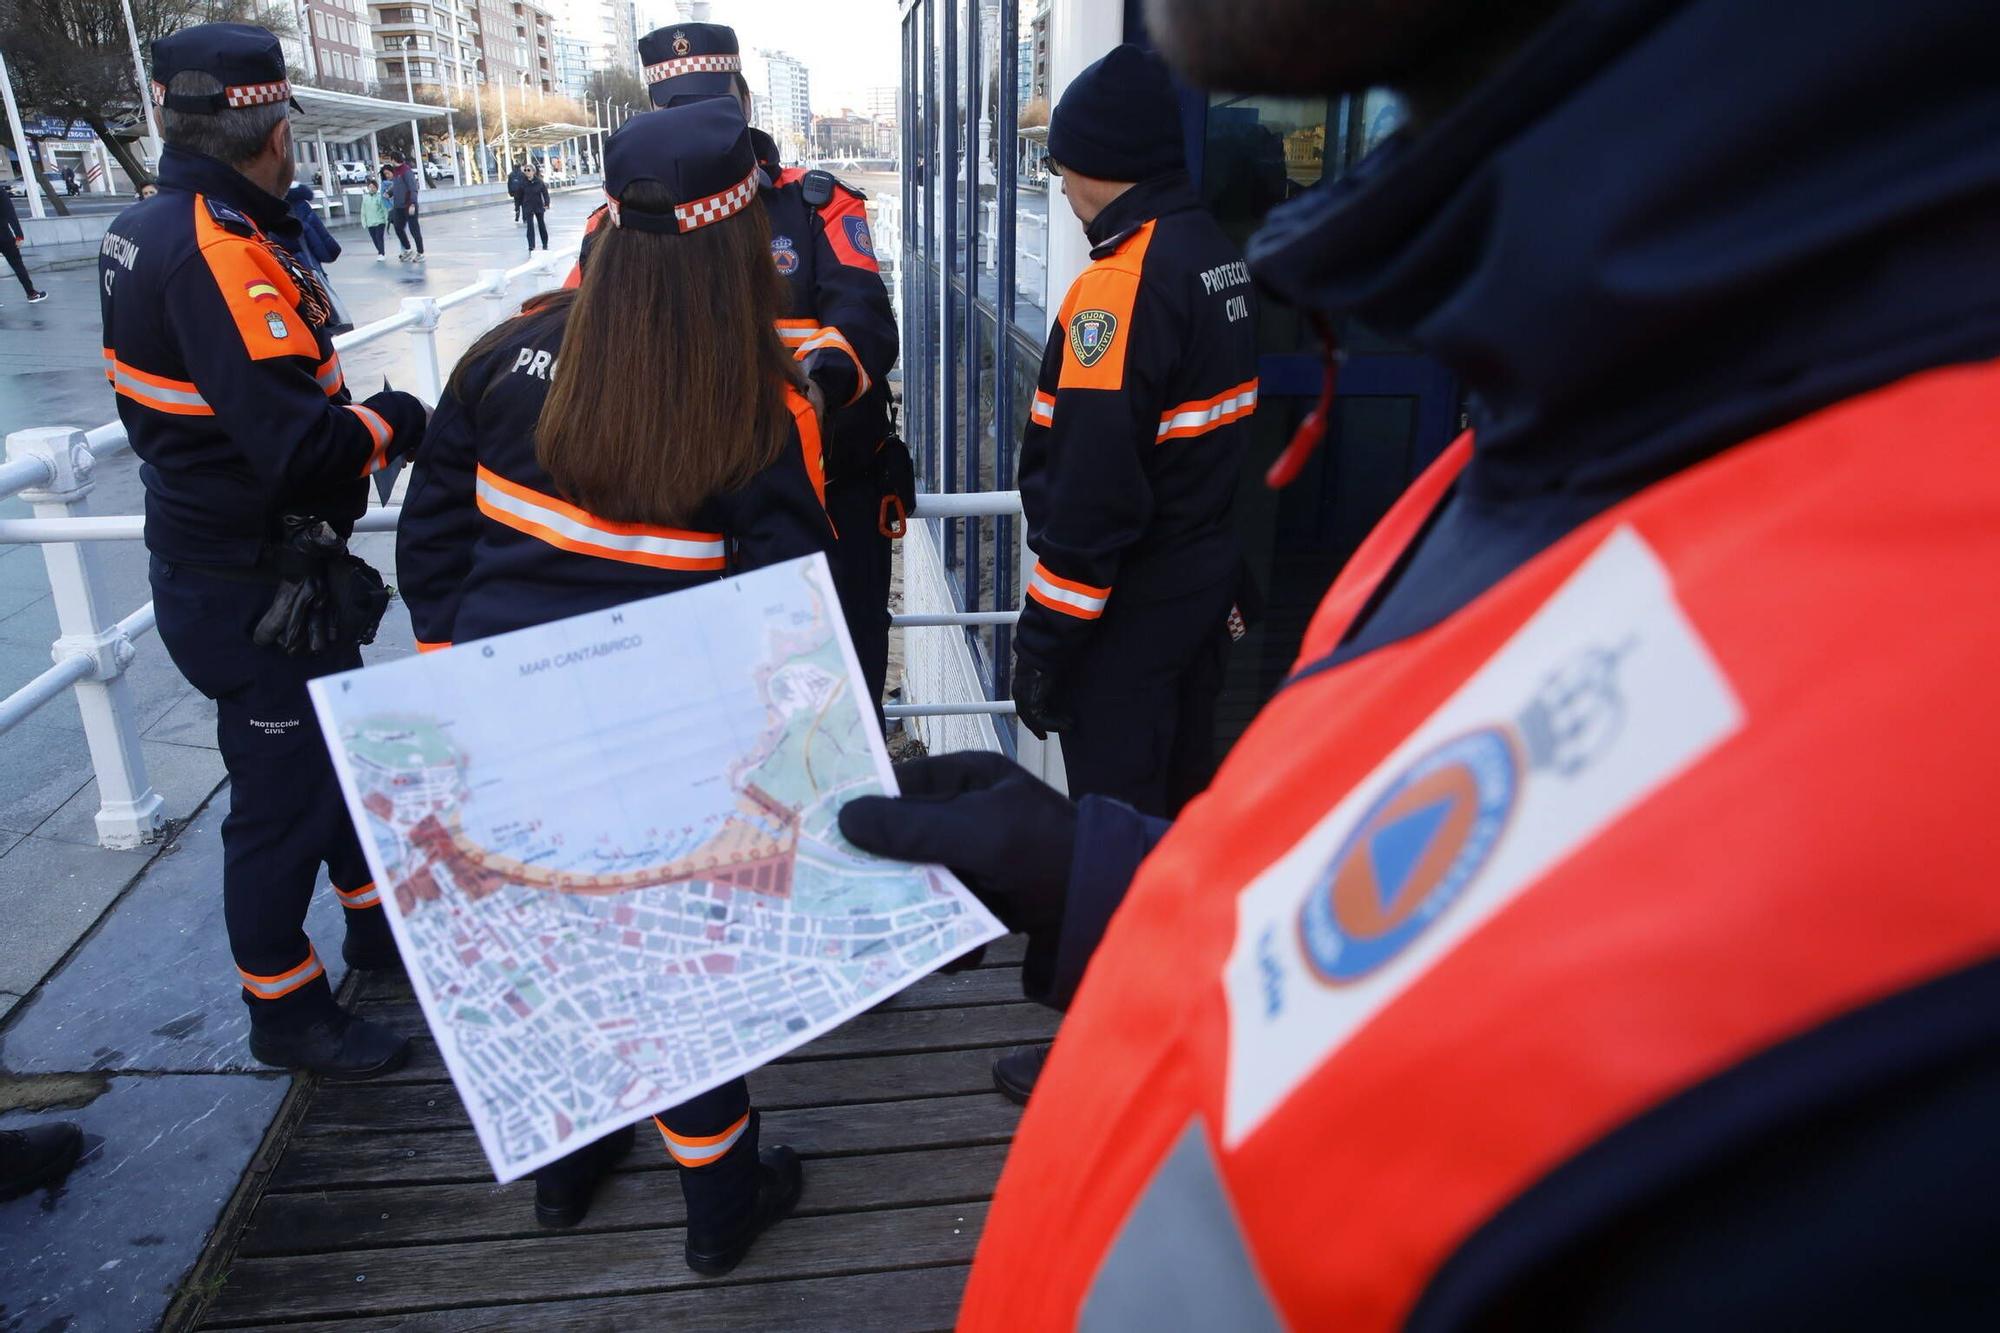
[1028,563,1110,617]
[659,1114,749,1166]
[336,882,381,908]
[110,367,212,410]
[1031,393,1055,425]
[475,473,728,565]
[776,323,821,344]
[1080,1119,1285,1333]
[796,328,870,395]
[1157,382,1259,440]
[238,952,325,1000]
[315,356,344,393]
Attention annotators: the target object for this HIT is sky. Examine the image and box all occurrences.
[629,1,902,116]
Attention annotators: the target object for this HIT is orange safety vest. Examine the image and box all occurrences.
[960,356,2000,1328]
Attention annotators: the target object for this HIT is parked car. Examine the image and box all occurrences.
[335,160,371,186]
[422,159,457,184]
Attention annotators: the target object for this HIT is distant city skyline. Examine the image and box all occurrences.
[629,0,898,119]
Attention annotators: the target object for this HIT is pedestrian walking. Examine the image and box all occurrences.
[386,152,424,262]
[507,161,525,221]
[520,163,550,251]
[283,182,353,333]
[398,100,819,1270]
[98,21,427,1078]
[0,188,49,305]
[360,177,389,260]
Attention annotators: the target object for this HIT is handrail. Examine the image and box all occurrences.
[1,234,1025,847]
[0,492,1023,545]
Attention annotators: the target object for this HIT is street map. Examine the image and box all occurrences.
[310,555,1004,1181]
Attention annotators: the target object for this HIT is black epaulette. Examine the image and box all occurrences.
[1089,226,1142,261]
[204,196,257,237]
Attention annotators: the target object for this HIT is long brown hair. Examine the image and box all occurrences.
[536,182,803,526]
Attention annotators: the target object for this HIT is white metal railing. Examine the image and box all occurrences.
[1,243,1022,846]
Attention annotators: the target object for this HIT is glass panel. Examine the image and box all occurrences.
[1011,0,1052,336]
[948,0,970,278]
[972,0,1004,309]
[1200,93,1330,359]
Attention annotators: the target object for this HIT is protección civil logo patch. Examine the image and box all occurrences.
[1068,308,1117,368]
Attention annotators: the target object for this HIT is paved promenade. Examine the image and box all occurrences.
[0,191,593,1332]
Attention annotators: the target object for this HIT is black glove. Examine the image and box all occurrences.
[872,436,915,537]
[839,751,1077,938]
[251,516,391,654]
[362,388,430,459]
[1010,660,1071,740]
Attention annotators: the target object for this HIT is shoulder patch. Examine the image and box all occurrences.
[1068,309,1118,369]
[841,214,876,260]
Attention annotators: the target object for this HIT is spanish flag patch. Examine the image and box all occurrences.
[246,281,281,302]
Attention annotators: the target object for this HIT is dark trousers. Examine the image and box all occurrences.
[824,476,892,715]
[0,232,35,295]
[540,1078,760,1234]
[367,223,387,255]
[1056,574,1236,818]
[150,559,388,1025]
[389,207,423,254]
[524,210,548,250]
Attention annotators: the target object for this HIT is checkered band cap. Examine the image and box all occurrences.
[643,53,741,86]
[150,76,291,108]
[672,168,759,232]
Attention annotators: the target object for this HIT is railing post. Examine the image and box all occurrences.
[6,427,164,848]
[480,267,511,307]
[399,297,445,402]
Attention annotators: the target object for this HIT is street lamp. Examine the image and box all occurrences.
[401,36,420,168]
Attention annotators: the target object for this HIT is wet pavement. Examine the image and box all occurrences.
[0,191,589,1332]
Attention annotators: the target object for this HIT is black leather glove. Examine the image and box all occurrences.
[872,436,916,537]
[838,751,1077,938]
[1010,660,1071,740]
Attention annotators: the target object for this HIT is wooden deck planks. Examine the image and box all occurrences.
[201,1202,990,1324]
[259,1265,972,1332]
[238,1144,1013,1256]
[187,938,1044,1329]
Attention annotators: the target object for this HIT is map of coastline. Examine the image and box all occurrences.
[311,556,1004,1181]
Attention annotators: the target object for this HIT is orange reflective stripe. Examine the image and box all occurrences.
[1030,389,1056,427]
[415,639,451,654]
[334,880,381,908]
[474,465,729,571]
[315,353,345,397]
[794,325,870,403]
[107,357,216,416]
[1025,561,1112,620]
[239,948,326,1000]
[1157,378,1259,443]
[655,1111,750,1165]
[349,405,392,475]
[775,318,822,347]
[787,387,831,519]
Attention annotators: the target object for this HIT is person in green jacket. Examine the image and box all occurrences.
[360,178,389,261]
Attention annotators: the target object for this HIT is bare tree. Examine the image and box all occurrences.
[583,67,645,116]
[0,0,296,200]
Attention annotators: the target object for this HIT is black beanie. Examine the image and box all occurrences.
[1047,44,1185,182]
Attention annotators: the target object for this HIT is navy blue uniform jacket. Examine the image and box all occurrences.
[1014,172,1258,675]
[98,147,424,567]
[396,296,834,647]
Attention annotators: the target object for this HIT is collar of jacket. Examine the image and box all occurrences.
[1086,170,1200,255]
[158,146,297,237]
[1248,0,2000,507]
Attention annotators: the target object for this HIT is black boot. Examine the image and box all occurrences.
[0,1122,84,1200]
[534,1123,636,1227]
[993,1044,1049,1106]
[248,1008,410,1080]
[684,1145,803,1276]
